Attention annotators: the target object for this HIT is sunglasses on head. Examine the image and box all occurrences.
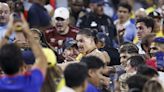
[55,17,65,21]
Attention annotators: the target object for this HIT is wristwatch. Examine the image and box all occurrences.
[4,35,10,40]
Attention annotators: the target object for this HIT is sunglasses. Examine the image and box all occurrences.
[150,47,158,50]
[55,17,65,21]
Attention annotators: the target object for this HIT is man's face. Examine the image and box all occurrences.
[0,3,10,24]
[63,46,79,61]
[135,11,147,21]
[117,6,130,22]
[70,0,83,13]
[76,34,93,54]
[54,17,69,34]
[89,68,103,87]
[94,4,104,15]
[154,18,161,32]
[150,43,159,56]
[125,60,135,73]
[32,31,40,43]
[15,32,29,48]
[120,52,133,66]
[136,22,151,40]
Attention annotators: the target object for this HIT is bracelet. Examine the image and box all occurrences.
[4,35,10,40]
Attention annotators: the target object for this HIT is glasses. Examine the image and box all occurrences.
[150,47,158,50]
[55,17,65,21]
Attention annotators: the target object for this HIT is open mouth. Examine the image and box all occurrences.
[56,24,63,28]
[78,46,84,52]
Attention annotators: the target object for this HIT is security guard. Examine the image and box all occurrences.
[76,0,117,48]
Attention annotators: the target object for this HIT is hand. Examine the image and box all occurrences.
[21,13,30,31]
[100,75,111,87]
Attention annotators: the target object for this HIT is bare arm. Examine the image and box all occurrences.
[21,14,48,77]
[0,14,14,48]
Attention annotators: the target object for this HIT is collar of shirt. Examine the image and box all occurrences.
[58,86,76,92]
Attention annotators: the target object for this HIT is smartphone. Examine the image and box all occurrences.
[13,13,21,22]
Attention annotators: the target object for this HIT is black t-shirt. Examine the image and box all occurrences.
[27,3,51,28]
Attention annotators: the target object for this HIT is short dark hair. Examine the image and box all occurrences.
[127,55,145,69]
[64,63,88,88]
[126,74,148,92]
[0,44,23,75]
[136,17,155,32]
[120,43,139,54]
[137,65,159,78]
[80,56,104,69]
[118,3,132,12]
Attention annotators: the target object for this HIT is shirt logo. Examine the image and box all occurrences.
[91,21,97,27]
[50,38,56,43]
[58,40,63,46]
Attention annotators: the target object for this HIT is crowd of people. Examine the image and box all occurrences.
[0,0,164,92]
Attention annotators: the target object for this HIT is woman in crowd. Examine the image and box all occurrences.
[76,28,108,63]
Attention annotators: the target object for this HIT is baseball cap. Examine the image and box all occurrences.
[148,11,162,19]
[63,38,77,51]
[22,50,35,65]
[154,37,164,44]
[53,7,70,20]
[96,32,107,43]
[22,48,57,67]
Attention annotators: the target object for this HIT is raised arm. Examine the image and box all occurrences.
[21,14,48,77]
[0,14,14,48]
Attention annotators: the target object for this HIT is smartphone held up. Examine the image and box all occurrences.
[13,0,24,32]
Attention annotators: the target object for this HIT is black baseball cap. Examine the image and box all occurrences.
[63,38,77,50]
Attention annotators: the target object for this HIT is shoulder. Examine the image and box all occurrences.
[29,3,38,11]
[69,26,79,33]
[86,83,99,92]
[44,27,56,34]
[89,49,106,63]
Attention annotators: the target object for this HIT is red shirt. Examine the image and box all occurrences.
[44,26,79,62]
[146,58,157,70]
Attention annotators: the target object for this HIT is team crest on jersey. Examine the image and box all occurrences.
[50,38,56,43]
[58,40,63,46]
